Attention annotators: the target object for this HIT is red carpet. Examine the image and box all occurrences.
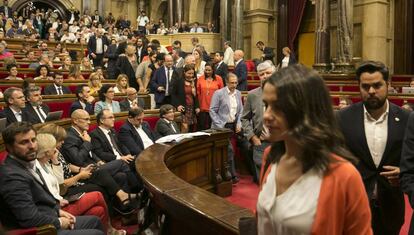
[226,175,413,235]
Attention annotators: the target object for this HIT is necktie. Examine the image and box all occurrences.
[37,106,46,122]
[108,130,122,156]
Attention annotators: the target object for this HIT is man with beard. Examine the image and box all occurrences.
[337,61,409,235]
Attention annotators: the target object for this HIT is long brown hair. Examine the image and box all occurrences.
[264,64,356,173]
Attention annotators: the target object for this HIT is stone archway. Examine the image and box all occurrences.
[10,0,75,20]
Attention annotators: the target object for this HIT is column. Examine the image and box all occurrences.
[232,0,243,50]
[168,0,174,27]
[176,0,183,26]
[220,0,230,44]
[334,0,354,73]
[313,0,331,73]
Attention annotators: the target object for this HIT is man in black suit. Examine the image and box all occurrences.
[118,107,158,156]
[337,61,409,235]
[0,87,31,126]
[91,109,134,164]
[0,0,12,19]
[119,88,145,111]
[70,85,94,115]
[155,104,180,137]
[43,72,72,95]
[87,29,109,67]
[213,51,228,86]
[61,109,137,192]
[0,122,104,234]
[233,50,247,91]
[256,41,274,62]
[23,86,50,124]
[150,54,179,107]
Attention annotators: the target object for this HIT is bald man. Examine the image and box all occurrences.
[233,50,247,91]
[120,87,146,111]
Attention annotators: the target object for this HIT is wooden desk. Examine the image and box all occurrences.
[136,130,254,235]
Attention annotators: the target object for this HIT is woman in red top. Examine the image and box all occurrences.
[257,64,372,235]
[196,62,223,130]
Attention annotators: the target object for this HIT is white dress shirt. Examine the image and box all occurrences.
[135,126,154,149]
[364,100,389,167]
[227,87,237,123]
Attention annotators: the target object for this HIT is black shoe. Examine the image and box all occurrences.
[232,176,240,184]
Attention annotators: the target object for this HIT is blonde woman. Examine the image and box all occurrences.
[114,74,129,93]
[88,72,102,96]
[193,48,206,78]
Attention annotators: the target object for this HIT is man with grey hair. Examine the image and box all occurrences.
[23,86,50,124]
[0,87,31,126]
[241,60,276,183]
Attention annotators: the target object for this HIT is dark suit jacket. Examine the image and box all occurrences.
[90,127,130,162]
[61,127,102,167]
[118,121,157,156]
[400,112,414,234]
[150,66,179,104]
[87,35,109,56]
[170,76,199,109]
[43,84,72,95]
[234,60,247,91]
[70,100,94,115]
[23,103,50,125]
[262,47,275,62]
[215,62,228,86]
[0,107,32,126]
[155,118,180,137]
[0,156,60,229]
[119,98,145,112]
[337,102,409,232]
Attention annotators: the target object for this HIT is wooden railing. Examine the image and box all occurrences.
[136,129,253,235]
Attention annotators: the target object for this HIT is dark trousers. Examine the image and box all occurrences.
[198,111,211,130]
[58,215,104,235]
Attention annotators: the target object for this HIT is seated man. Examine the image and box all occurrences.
[155,104,180,137]
[118,107,158,156]
[61,109,138,192]
[91,109,134,165]
[43,72,72,95]
[119,87,145,111]
[0,87,31,126]
[70,84,94,115]
[0,122,104,234]
[23,86,50,124]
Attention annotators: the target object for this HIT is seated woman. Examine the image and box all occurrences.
[33,64,53,80]
[4,64,23,80]
[80,57,94,71]
[67,64,85,80]
[88,73,103,96]
[37,124,140,217]
[114,74,129,93]
[257,65,372,234]
[58,55,72,70]
[94,84,121,115]
[155,104,180,137]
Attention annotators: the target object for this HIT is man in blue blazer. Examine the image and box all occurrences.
[0,122,104,234]
[210,73,243,183]
[118,107,158,157]
[233,50,248,91]
[150,54,179,108]
[70,85,94,115]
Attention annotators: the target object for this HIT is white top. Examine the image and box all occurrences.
[135,126,154,149]
[364,100,389,167]
[257,164,322,235]
[223,47,234,66]
[281,56,290,68]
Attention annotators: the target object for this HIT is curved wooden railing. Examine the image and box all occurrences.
[136,129,254,235]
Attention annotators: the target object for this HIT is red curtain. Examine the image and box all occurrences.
[288,0,307,51]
